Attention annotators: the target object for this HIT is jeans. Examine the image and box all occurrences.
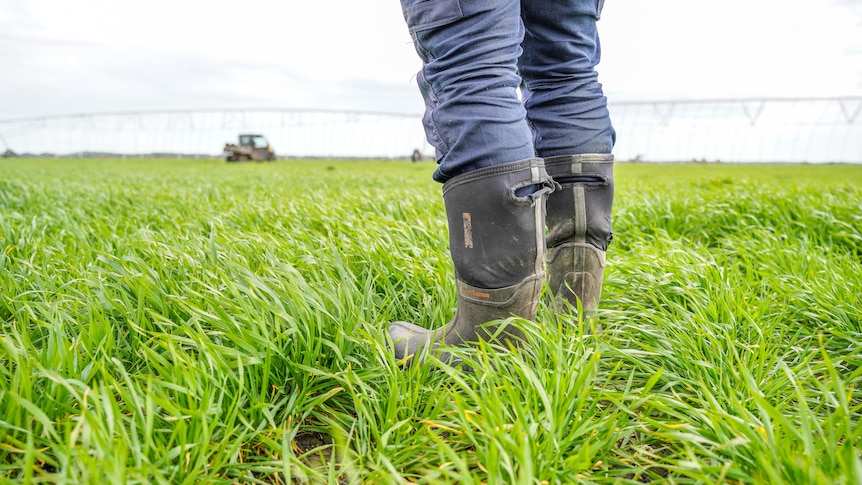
[400,0,615,183]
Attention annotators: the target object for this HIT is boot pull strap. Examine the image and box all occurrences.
[510,178,556,205]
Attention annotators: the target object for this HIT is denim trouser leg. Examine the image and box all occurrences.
[400,0,535,183]
[519,0,616,156]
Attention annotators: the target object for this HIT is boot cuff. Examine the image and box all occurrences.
[442,157,547,196]
[544,154,614,168]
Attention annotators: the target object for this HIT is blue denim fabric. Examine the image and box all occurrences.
[400,0,615,182]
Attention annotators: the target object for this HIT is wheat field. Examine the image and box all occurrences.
[1,158,860,484]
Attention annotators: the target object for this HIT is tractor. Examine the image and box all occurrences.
[224,134,276,162]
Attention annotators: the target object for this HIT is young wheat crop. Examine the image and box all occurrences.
[1,158,860,484]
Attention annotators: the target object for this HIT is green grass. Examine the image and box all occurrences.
[1,158,860,484]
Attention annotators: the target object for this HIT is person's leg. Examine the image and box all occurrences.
[518,0,614,157]
[390,0,554,364]
[519,0,615,317]
[399,0,535,182]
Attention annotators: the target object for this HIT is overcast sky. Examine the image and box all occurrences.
[1,0,861,121]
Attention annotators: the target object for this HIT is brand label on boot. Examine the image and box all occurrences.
[466,289,491,299]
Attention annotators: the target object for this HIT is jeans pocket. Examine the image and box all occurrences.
[402,0,463,33]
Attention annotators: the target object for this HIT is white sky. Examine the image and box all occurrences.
[1,0,861,120]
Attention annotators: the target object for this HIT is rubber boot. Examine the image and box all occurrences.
[389,158,555,365]
[544,154,614,318]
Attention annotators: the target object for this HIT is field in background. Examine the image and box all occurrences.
[1,158,861,484]
[2,97,861,162]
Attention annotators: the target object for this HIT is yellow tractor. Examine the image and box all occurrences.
[224,134,276,162]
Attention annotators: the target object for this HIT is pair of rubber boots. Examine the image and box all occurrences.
[389,154,614,364]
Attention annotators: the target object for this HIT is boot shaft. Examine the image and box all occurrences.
[443,157,555,291]
[545,154,614,251]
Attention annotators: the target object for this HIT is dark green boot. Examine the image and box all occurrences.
[389,158,555,365]
[544,154,614,317]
